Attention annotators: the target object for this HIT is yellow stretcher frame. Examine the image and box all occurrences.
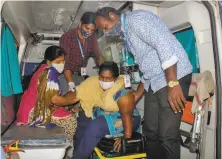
[94,147,147,159]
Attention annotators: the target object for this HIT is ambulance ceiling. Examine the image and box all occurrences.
[1,1,183,32]
[2,1,127,34]
[1,1,183,42]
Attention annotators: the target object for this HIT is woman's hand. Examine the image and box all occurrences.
[132,91,141,103]
[51,105,58,114]
[68,82,76,92]
[132,82,144,103]
[113,138,121,152]
[64,70,75,91]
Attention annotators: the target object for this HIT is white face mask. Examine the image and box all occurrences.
[99,80,114,90]
[52,63,65,73]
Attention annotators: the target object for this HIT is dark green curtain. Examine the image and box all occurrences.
[174,28,200,73]
[1,23,23,97]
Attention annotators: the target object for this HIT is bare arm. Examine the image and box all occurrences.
[117,92,135,138]
[60,33,74,83]
[135,82,144,101]
[165,64,177,82]
[51,91,79,106]
[64,70,73,83]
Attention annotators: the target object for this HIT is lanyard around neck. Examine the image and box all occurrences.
[77,37,85,60]
[76,35,87,67]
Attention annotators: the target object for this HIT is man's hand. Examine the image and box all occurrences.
[167,85,186,113]
[113,138,121,152]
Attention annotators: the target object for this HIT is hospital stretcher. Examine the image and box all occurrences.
[180,71,214,159]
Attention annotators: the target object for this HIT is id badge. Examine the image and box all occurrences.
[124,74,131,88]
[81,67,87,76]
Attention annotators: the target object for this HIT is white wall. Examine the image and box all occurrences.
[2,1,32,43]
[132,3,158,14]
[2,1,31,64]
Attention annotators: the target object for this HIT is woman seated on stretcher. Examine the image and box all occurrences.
[16,46,79,142]
[52,61,141,159]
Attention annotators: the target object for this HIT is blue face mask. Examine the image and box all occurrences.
[104,22,122,37]
[80,29,92,39]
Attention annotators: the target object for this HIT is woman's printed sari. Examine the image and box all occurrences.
[16,64,76,142]
[93,89,140,137]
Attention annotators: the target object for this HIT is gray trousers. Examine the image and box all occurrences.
[143,74,192,159]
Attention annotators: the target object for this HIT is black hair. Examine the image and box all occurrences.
[23,45,64,91]
[80,12,96,27]
[95,7,121,19]
[99,61,119,78]
[34,46,64,73]
[44,45,64,62]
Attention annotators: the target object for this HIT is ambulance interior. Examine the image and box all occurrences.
[1,1,221,159]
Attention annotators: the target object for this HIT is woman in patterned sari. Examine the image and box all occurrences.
[16,46,78,142]
[65,61,141,159]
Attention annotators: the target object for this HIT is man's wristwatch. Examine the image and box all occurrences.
[167,80,179,88]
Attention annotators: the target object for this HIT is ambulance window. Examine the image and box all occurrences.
[174,27,200,73]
